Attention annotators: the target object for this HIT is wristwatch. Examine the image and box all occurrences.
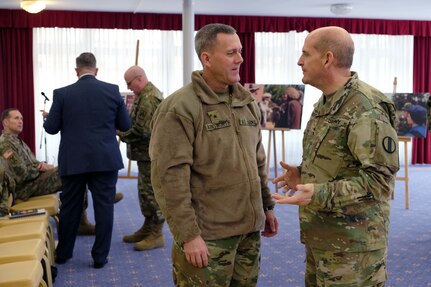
[263,205,274,212]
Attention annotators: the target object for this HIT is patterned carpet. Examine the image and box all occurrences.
[52,165,431,287]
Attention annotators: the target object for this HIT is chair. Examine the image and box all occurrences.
[0,238,53,287]
[0,213,55,264]
[0,260,47,287]
[0,221,54,264]
[11,194,60,229]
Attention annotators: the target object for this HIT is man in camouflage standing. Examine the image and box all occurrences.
[273,26,400,286]
[118,65,165,251]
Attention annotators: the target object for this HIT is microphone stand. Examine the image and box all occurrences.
[39,97,48,163]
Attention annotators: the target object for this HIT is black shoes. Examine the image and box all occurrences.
[93,259,108,269]
[55,256,71,264]
[56,253,108,269]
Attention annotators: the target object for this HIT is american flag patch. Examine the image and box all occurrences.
[2,149,13,159]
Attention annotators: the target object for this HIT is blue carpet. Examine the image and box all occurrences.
[52,165,431,287]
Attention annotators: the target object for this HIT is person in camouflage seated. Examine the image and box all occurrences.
[118,65,165,251]
[273,26,400,287]
[0,157,15,217]
[0,108,122,233]
[0,108,62,199]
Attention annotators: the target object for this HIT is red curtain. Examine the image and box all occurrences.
[0,28,35,151]
[412,36,431,163]
[2,10,431,36]
[237,32,255,85]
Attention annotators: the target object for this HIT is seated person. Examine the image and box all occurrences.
[0,157,15,217]
[0,108,123,233]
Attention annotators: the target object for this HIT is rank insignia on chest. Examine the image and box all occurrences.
[207,110,224,124]
[206,110,230,131]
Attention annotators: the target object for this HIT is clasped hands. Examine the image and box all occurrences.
[271,161,314,206]
[38,162,54,171]
[40,110,49,119]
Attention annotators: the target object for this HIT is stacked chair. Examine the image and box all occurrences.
[0,193,60,287]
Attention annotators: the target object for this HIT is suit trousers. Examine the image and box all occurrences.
[56,170,118,263]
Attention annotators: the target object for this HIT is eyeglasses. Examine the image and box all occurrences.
[126,75,141,87]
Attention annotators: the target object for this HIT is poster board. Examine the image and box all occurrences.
[245,83,305,129]
[121,92,136,113]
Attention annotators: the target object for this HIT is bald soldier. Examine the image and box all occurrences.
[273,26,399,286]
[118,65,165,251]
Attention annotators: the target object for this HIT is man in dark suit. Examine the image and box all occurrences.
[43,52,131,268]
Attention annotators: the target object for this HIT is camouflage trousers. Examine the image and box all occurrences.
[305,245,387,287]
[172,231,261,287]
[15,168,62,201]
[137,161,164,225]
[11,167,89,217]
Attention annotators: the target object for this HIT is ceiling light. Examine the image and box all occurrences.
[20,0,46,14]
[330,3,353,15]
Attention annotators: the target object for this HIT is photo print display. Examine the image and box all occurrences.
[386,92,430,138]
[121,92,136,113]
[245,83,305,129]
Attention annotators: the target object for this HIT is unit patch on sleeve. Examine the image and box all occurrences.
[382,136,396,154]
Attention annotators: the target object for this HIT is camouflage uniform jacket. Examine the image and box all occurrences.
[150,70,274,244]
[0,131,42,187]
[118,82,163,161]
[0,157,16,216]
[300,72,400,252]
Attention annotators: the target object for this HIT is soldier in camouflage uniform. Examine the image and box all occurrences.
[0,157,15,216]
[118,65,165,251]
[150,23,278,286]
[273,26,400,287]
[0,108,96,233]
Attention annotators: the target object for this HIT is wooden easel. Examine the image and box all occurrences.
[392,76,410,209]
[118,40,140,179]
[395,136,410,209]
[263,127,290,193]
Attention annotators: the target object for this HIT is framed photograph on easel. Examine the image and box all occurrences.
[386,92,430,138]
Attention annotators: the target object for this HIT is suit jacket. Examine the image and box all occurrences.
[44,74,131,176]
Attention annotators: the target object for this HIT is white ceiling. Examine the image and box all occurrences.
[1,0,431,21]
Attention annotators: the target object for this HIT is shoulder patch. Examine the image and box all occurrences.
[2,149,13,159]
[382,136,396,154]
